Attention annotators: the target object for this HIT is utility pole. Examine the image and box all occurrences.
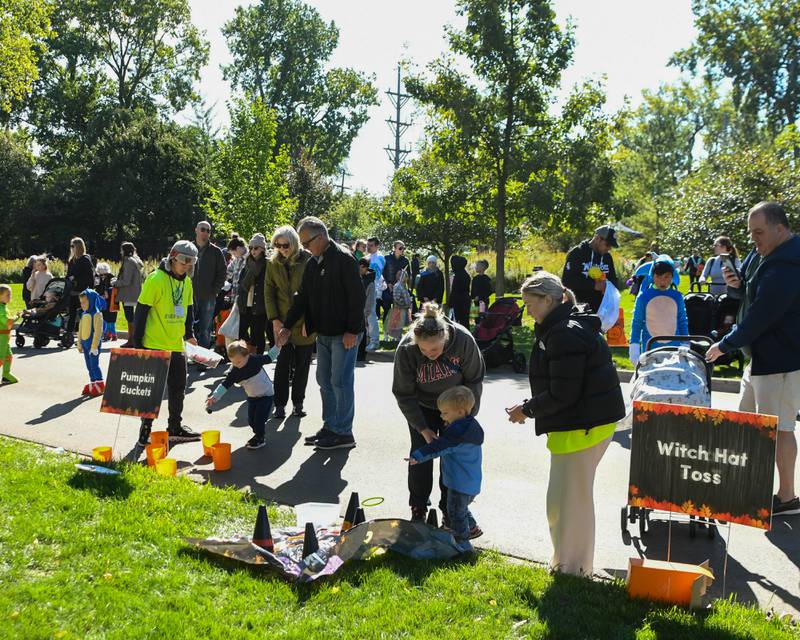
[384,64,412,170]
[337,166,351,196]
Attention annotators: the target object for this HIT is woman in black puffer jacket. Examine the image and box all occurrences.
[507,271,625,577]
[237,233,268,354]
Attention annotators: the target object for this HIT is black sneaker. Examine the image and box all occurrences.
[168,426,201,443]
[469,525,484,539]
[773,495,800,516]
[246,436,266,450]
[137,425,151,447]
[410,506,427,522]
[292,405,307,418]
[273,406,286,419]
[313,433,356,451]
[304,428,334,445]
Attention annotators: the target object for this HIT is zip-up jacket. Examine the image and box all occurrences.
[562,240,618,312]
[218,354,274,399]
[284,241,365,337]
[410,415,483,496]
[191,241,226,302]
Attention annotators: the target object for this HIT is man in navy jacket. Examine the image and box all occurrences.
[707,201,800,516]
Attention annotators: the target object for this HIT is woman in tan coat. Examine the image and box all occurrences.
[265,225,316,418]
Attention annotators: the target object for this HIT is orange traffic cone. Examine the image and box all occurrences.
[253,505,274,552]
[342,491,360,531]
[302,522,319,558]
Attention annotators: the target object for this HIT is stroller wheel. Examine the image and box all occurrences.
[60,332,74,349]
[512,352,527,373]
[15,334,24,348]
[33,335,49,349]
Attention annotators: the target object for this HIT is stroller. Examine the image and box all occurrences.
[621,334,718,540]
[473,297,527,373]
[15,278,75,349]
[683,282,745,373]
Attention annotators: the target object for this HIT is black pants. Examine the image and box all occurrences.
[273,342,313,409]
[239,309,266,354]
[380,288,393,323]
[356,330,367,361]
[451,300,471,329]
[248,395,274,438]
[67,295,81,333]
[141,351,187,432]
[408,405,448,512]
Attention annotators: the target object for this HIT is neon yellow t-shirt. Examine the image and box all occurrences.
[546,422,616,455]
[138,269,193,353]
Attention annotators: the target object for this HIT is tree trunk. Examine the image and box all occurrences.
[443,250,451,306]
[495,193,506,297]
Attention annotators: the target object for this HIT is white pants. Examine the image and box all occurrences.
[546,435,611,576]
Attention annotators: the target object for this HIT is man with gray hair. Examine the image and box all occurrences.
[191,220,226,348]
[707,201,800,515]
[278,216,366,450]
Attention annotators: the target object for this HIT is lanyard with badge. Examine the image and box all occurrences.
[169,276,185,318]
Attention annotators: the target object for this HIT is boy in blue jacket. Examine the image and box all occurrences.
[407,385,484,553]
[629,255,688,364]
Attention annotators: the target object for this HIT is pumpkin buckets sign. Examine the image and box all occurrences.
[628,401,777,529]
[100,348,171,419]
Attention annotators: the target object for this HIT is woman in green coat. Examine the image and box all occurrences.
[265,225,316,418]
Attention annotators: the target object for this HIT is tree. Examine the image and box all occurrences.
[287,151,333,224]
[204,98,293,238]
[325,190,381,242]
[0,0,51,115]
[0,131,39,255]
[673,0,800,137]
[406,0,597,295]
[222,0,377,175]
[378,147,494,301]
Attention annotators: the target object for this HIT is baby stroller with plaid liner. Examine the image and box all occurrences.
[472,297,527,373]
[621,334,720,541]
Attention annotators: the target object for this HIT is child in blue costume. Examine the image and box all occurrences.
[77,288,106,397]
[629,255,688,364]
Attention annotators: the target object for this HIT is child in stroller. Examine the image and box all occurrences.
[15,278,74,348]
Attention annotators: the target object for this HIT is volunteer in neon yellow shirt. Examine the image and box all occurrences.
[133,240,201,447]
[506,271,625,577]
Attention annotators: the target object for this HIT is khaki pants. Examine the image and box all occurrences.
[546,435,612,576]
[739,364,800,432]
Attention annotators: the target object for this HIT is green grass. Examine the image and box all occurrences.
[0,437,795,639]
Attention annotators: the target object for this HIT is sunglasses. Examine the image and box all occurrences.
[301,233,321,248]
[274,242,290,249]
[174,254,197,265]
[198,227,210,233]
[397,247,405,251]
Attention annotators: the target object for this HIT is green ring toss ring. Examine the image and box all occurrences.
[361,496,384,507]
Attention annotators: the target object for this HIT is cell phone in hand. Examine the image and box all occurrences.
[719,253,738,277]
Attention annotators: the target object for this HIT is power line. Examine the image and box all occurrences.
[336,166,352,196]
[384,64,412,170]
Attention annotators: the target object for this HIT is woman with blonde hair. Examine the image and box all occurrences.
[506,271,625,576]
[26,255,53,302]
[393,302,485,528]
[66,237,94,337]
[264,225,316,419]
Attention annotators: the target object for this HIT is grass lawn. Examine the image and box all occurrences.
[0,437,794,639]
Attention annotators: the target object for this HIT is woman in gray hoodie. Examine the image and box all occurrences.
[113,242,143,348]
[392,303,486,530]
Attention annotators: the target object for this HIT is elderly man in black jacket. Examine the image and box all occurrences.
[278,217,366,451]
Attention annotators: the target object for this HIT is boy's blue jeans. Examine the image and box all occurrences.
[315,333,361,436]
[248,395,274,439]
[447,489,476,549]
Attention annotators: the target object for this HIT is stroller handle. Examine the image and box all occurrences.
[645,335,714,352]
[689,281,711,293]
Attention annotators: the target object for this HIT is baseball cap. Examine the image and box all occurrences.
[594,225,619,248]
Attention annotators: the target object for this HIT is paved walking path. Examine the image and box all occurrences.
[1,342,798,617]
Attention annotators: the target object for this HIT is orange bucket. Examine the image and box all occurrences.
[145,444,166,467]
[150,431,169,454]
[201,430,221,457]
[211,442,231,471]
[155,458,177,477]
[92,446,112,462]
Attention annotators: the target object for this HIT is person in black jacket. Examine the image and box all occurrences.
[506,271,625,576]
[66,237,95,336]
[237,233,269,354]
[278,217,366,451]
[470,259,492,312]
[561,225,619,313]
[449,255,472,328]
[416,255,445,306]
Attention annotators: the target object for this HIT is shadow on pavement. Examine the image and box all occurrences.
[26,395,93,425]
[765,516,800,611]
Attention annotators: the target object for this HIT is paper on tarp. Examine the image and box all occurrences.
[187,518,463,583]
[184,341,223,368]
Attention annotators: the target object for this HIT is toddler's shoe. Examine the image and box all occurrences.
[81,383,91,396]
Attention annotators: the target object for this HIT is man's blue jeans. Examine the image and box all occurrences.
[193,299,216,348]
[315,333,361,436]
[447,489,476,549]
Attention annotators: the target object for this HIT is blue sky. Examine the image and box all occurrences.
[185,0,696,194]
